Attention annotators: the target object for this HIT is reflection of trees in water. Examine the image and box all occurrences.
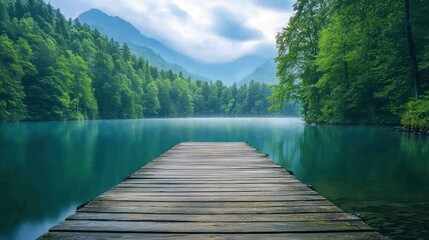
[0,120,170,237]
[1,119,428,239]
[291,125,429,194]
[0,122,100,234]
[274,125,429,238]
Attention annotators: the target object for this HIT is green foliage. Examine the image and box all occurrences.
[0,0,298,121]
[55,50,98,119]
[271,0,329,122]
[401,93,429,130]
[271,0,429,125]
[0,34,27,120]
[143,81,160,117]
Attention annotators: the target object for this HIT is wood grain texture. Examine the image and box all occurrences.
[40,232,385,240]
[68,212,359,222]
[38,142,382,239]
[50,220,373,233]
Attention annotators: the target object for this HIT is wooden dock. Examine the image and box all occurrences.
[40,142,383,239]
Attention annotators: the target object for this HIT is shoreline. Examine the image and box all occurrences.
[391,126,429,136]
[305,122,429,136]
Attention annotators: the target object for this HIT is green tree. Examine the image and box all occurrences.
[143,81,160,117]
[56,51,98,119]
[0,35,27,120]
[207,83,220,114]
[172,77,193,117]
[271,0,429,125]
[220,87,232,115]
[270,0,330,121]
[156,78,172,117]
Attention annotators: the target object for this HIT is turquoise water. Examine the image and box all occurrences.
[0,118,428,239]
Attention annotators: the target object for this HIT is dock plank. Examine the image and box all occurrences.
[81,200,336,208]
[40,232,384,240]
[50,220,373,233]
[39,142,382,239]
[68,212,359,222]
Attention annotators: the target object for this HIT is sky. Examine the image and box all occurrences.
[43,0,294,63]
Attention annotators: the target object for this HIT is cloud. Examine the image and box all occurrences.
[212,8,263,41]
[43,0,293,63]
[169,4,189,21]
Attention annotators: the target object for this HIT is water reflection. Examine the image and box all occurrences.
[0,118,427,239]
[277,125,429,239]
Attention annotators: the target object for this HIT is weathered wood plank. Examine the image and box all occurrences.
[127,175,295,179]
[106,189,318,195]
[82,200,335,208]
[120,182,301,186]
[95,194,326,202]
[50,220,373,233]
[142,166,283,170]
[147,162,279,166]
[128,174,292,179]
[122,179,300,184]
[78,205,343,214]
[68,212,359,222]
[121,178,297,182]
[109,182,308,189]
[134,169,290,174]
[40,232,385,240]
[40,142,381,239]
[113,186,311,192]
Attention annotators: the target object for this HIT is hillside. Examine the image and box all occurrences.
[78,9,205,81]
[78,9,270,84]
[240,59,278,85]
[0,0,296,121]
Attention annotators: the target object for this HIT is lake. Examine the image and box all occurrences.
[0,118,428,239]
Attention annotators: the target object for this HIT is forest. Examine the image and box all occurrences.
[0,0,297,121]
[270,0,429,130]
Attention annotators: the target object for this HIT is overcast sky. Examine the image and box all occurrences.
[43,0,294,63]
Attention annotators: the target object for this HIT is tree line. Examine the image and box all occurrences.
[270,0,429,130]
[0,0,297,121]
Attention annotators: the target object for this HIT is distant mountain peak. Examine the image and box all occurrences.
[78,9,181,59]
[240,58,278,85]
[77,8,271,85]
[79,9,143,42]
[82,8,104,15]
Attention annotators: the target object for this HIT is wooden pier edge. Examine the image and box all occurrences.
[39,142,384,239]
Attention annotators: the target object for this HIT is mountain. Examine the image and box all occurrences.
[127,43,210,81]
[240,59,278,85]
[77,9,205,81]
[0,0,289,121]
[78,9,269,84]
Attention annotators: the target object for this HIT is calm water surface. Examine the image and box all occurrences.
[0,118,428,239]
